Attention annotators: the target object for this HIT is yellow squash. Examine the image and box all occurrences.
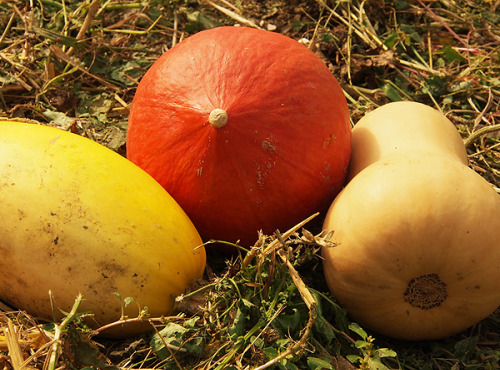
[347,101,468,179]
[322,154,500,340]
[0,120,206,337]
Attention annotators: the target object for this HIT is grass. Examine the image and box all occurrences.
[0,0,499,369]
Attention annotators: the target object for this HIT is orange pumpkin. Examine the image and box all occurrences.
[127,26,351,246]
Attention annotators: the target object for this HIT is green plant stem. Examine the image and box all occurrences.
[102,15,163,35]
[47,293,83,370]
[214,317,268,370]
[0,12,15,44]
[40,65,80,95]
[105,3,144,10]
[39,0,63,9]
[176,281,217,301]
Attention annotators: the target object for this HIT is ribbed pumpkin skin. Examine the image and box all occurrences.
[0,121,206,338]
[127,26,351,246]
[322,154,500,340]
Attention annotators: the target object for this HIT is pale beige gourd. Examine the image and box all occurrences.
[322,153,500,340]
[347,101,468,179]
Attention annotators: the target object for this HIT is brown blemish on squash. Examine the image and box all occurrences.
[404,273,447,309]
[323,133,336,149]
[321,162,331,181]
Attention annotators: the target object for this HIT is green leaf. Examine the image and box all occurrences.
[109,60,143,86]
[154,322,187,341]
[449,79,474,94]
[123,297,136,307]
[150,322,205,359]
[185,10,221,32]
[383,32,399,49]
[400,24,421,42]
[454,336,478,362]
[377,348,397,358]
[274,308,302,334]
[32,26,85,48]
[0,72,17,85]
[395,0,410,10]
[349,322,368,340]
[284,362,300,370]
[367,357,392,370]
[307,356,334,369]
[184,336,205,357]
[42,110,76,129]
[423,75,447,97]
[228,307,247,338]
[264,346,279,361]
[62,326,118,369]
[241,298,255,309]
[346,354,362,363]
[184,316,201,328]
[440,45,467,63]
[76,91,114,119]
[381,83,403,102]
[355,340,369,349]
[313,316,336,345]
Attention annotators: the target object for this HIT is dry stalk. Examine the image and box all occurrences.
[48,45,121,92]
[4,318,26,369]
[253,232,317,370]
[172,10,179,47]
[464,124,500,148]
[0,11,16,44]
[0,52,38,91]
[315,0,384,49]
[66,0,100,57]
[417,0,471,51]
[464,89,499,147]
[469,88,495,130]
[241,213,318,268]
[202,0,262,29]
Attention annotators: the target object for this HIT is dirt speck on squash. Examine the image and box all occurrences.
[261,139,277,153]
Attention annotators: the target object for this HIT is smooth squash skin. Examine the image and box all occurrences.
[127,26,351,247]
[0,120,206,338]
[322,154,500,341]
[347,101,468,179]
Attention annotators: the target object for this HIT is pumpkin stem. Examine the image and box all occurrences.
[209,108,228,128]
[404,273,447,310]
